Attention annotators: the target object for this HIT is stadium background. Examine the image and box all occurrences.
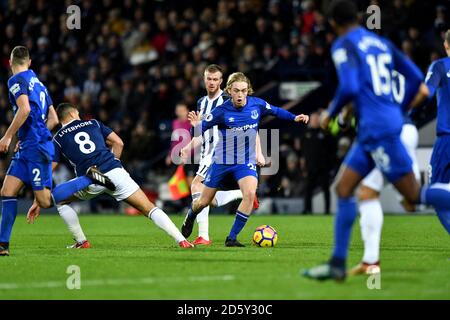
[0,0,448,214]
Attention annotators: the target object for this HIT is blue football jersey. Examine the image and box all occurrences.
[53,119,122,176]
[7,69,54,161]
[391,70,415,125]
[425,57,450,136]
[329,27,423,144]
[199,96,296,165]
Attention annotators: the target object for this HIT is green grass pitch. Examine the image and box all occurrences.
[0,214,448,299]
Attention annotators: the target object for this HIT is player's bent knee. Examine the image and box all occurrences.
[358,186,379,201]
[335,182,354,198]
[242,190,256,203]
[196,198,210,210]
[191,178,203,194]
[1,184,19,197]
[0,187,13,198]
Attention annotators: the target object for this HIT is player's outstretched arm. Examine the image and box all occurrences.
[46,105,59,131]
[389,40,424,109]
[408,83,430,109]
[261,100,309,124]
[409,59,442,117]
[0,95,31,153]
[106,132,124,159]
[294,114,309,123]
[328,46,360,118]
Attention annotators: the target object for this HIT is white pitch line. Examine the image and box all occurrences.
[0,275,235,290]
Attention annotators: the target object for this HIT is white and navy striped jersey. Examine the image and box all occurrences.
[197,90,227,163]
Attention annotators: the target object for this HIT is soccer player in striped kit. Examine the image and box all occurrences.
[180,65,261,245]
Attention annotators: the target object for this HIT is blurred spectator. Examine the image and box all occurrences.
[0,1,445,200]
[278,153,306,197]
[83,67,101,102]
[301,112,336,214]
[63,78,81,101]
[166,103,195,185]
[166,103,191,166]
[124,121,155,185]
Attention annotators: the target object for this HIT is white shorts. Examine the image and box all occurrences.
[196,155,212,178]
[74,167,140,202]
[362,123,420,192]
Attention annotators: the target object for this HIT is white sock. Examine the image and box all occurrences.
[215,190,243,207]
[57,204,86,243]
[196,206,210,240]
[359,199,383,264]
[149,207,185,243]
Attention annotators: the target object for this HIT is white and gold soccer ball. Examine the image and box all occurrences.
[252,225,278,247]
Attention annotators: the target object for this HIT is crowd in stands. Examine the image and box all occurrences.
[0,0,448,211]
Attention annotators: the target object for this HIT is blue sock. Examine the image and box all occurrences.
[52,176,92,204]
[436,209,450,234]
[331,197,357,267]
[422,184,450,208]
[422,184,450,234]
[0,197,18,243]
[228,210,249,240]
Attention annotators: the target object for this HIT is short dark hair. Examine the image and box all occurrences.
[11,46,30,66]
[328,0,358,26]
[205,64,223,75]
[56,103,77,121]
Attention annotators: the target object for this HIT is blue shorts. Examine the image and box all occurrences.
[430,135,450,184]
[6,158,52,190]
[203,163,258,189]
[344,136,413,183]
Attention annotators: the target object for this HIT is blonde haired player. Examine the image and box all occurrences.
[180,65,261,246]
[181,72,309,246]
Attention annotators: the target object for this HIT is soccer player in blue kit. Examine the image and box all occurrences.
[303,0,450,281]
[0,47,113,256]
[418,29,450,232]
[27,103,194,248]
[181,72,309,246]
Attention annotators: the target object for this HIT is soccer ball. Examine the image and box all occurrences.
[253,225,278,247]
